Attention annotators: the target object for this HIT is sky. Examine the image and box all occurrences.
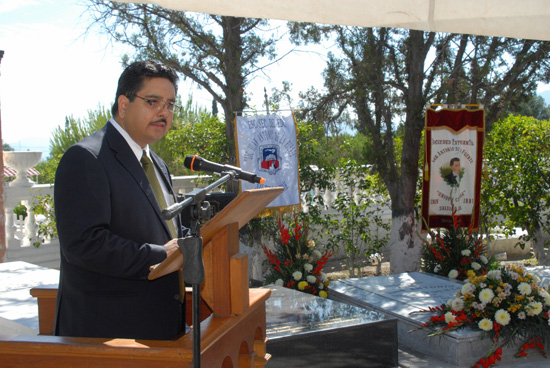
[0,0,327,158]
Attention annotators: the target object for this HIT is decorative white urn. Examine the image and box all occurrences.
[3,151,42,187]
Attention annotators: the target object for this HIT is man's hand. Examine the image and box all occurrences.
[163,238,181,258]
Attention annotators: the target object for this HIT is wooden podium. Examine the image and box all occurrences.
[0,187,283,368]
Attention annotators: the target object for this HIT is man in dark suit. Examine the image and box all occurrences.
[53,60,187,340]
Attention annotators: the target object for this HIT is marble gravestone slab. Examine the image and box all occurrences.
[330,272,550,367]
[265,285,398,368]
[329,272,490,367]
[526,266,550,289]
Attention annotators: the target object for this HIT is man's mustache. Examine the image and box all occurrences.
[151,118,167,125]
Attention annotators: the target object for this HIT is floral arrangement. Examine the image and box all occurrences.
[263,215,333,297]
[422,209,497,281]
[411,264,550,368]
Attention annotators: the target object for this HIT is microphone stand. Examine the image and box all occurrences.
[162,172,235,368]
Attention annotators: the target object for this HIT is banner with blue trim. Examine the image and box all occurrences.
[234,113,301,212]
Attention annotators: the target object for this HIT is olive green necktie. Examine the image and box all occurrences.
[141,151,177,238]
[141,151,185,306]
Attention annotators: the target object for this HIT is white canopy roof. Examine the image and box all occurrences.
[117,0,550,41]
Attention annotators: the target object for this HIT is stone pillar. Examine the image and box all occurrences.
[3,151,42,257]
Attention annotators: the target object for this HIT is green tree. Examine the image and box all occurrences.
[507,95,550,121]
[2,141,14,151]
[482,115,550,265]
[289,25,550,273]
[36,106,110,184]
[319,159,391,277]
[161,100,229,175]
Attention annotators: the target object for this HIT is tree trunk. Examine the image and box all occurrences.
[389,213,424,273]
[531,228,550,266]
[387,30,427,274]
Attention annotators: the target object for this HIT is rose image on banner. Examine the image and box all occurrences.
[234,113,301,212]
[421,107,484,230]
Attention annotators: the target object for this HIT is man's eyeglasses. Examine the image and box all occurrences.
[131,94,180,113]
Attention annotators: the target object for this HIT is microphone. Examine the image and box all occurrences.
[184,155,266,184]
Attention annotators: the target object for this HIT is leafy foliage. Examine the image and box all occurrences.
[155,100,230,175]
[507,95,550,121]
[309,159,391,277]
[13,202,28,220]
[482,115,550,264]
[29,195,57,248]
[2,141,14,151]
[37,106,110,184]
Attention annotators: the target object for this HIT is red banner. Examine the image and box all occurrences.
[421,107,485,231]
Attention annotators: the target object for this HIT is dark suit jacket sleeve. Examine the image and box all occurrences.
[55,144,168,280]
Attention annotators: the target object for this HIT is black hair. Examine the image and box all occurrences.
[111,60,179,117]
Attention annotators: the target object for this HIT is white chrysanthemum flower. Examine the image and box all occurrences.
[526,301,543,316]
[448,269,459,279]
[292,271,303,281]
[461,249,471,256]
[479,255,488,264]
[531,274,541,283]
[478,318,493,331]
[318,283,324,290]
[304,263,313,272]
[495,309,511,326]
[451,298,464,311]
[275,279,284,286]
[471,262,481,271]
[487,270,502,280]
[306,275,317,284]
[518,282,532,296]
[313,250,322,259]
[445,312,457,324]
[462,282,474,295]
[540,291,550,306]
[434,264,442,273]
[446,299,454,307]
[320,272,328,283]
[479,288,495,304]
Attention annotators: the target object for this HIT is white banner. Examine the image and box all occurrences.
[235,114,300,209]
[428,127,478,216]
